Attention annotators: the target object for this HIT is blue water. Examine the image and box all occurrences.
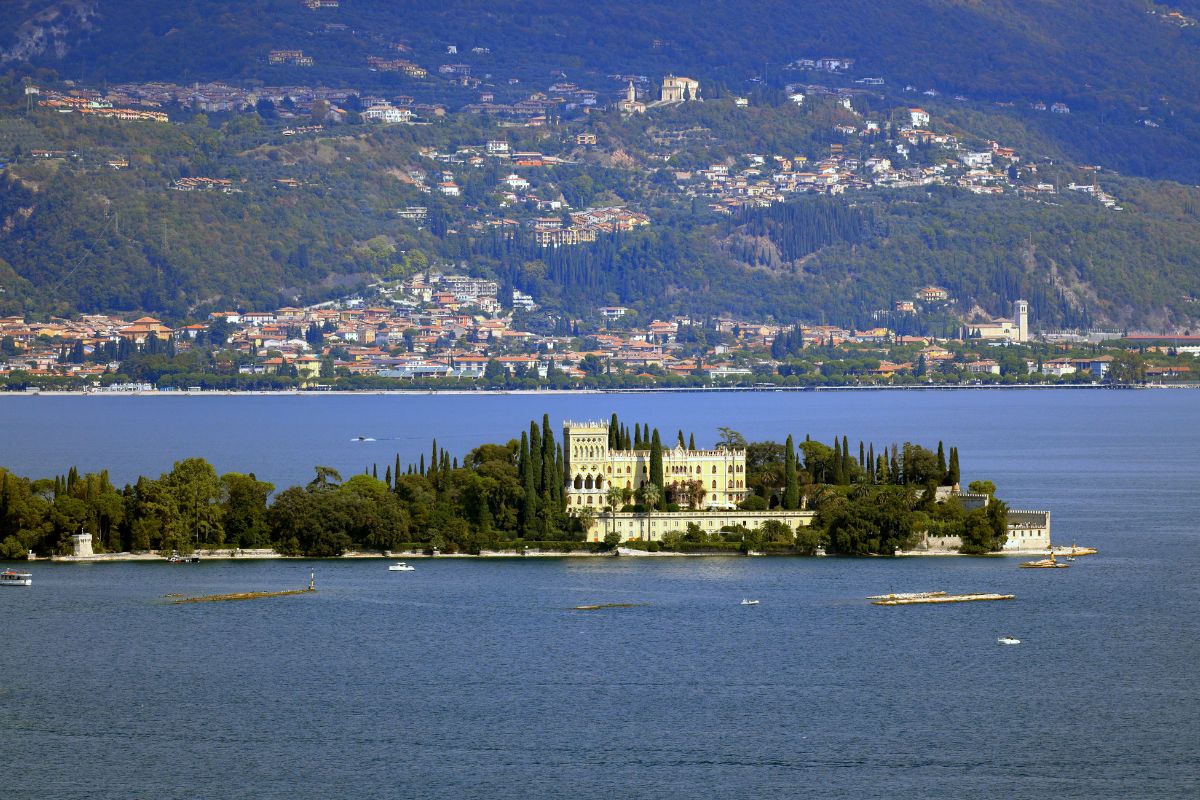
[0,389,1198,798]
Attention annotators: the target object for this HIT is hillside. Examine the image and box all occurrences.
[3,0,1200,180]
[1,86,1199,329]
[0,2,1199,329]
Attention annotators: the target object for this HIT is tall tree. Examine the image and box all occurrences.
[649,429,664,508]
[783,434,800,510]
[529,421,543,495]
[519,432,536,538]
[541,414,556,504]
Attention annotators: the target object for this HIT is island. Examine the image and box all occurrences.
[0,413,1048,560]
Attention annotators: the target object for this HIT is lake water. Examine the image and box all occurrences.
[1,389,1198,798]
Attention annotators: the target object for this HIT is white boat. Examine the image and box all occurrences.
[388,562,415,572]
[0,568,32,587]
[997,636,1021,645]
[740,598,760,606]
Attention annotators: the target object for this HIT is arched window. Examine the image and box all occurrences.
[584,475,594,490]
[712,465,717,473]
[711,480,717,489]
[596,476,605,490]
[586,495,593,504]
[574,475,583,490]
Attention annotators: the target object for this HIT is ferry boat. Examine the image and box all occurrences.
[0,568,32,587]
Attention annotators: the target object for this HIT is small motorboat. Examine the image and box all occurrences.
[388,562,415,572]
[0,568,32,587]
[740,598,760,606]
[997,636,1021,646]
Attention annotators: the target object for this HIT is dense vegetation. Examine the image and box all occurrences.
[4,0,1200,180]
[2,89,1200,327]
[0,414,1008,558]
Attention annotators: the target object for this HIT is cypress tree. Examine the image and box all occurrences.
[688,433,696,450]
[783,434,800,510]
[561,433,571,498]
[677,429,686,448]
[948,447,961,488]
[842,436,851,483]
[529,421,543,495]
[890,447,901,485]
[554,443,564,507]
[522,457,538,539]
[621,425,631,450]
[868,444,876,482]
[372,464,378,479]
[541,414,555,502]
[384,465,392,488]
[519,432,537,537]
[394,454,401,490]
[649,429,664,508]
[609,413,619,448]
[859,441,865,469]
[419,453,425,476]
[634,425,643,450]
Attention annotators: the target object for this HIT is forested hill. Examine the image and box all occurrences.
[1,1,1200,328]
[3,0,1200,179]
[1,97,1199,328]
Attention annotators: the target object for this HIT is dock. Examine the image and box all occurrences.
[172,571,316,604]
[869,591,1015,606]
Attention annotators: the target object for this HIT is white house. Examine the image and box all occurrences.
[502,173,530,190]
[362,104,412,124]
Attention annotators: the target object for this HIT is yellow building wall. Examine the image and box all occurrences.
[584,510,815,543]
[563,422,749,511]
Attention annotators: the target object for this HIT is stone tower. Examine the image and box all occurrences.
[1014,299,1029,342]
[562,421,611,504]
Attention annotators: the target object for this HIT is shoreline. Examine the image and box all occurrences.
[1,384,1195,398]
[35,545,1073,563]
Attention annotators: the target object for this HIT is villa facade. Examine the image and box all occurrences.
[562,421,749,512]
